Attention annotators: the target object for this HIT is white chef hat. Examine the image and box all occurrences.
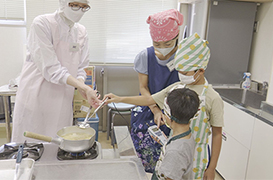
[59,0,89,10]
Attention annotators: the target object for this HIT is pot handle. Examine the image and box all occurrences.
[24,131,53,142]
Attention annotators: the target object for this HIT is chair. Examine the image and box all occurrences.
[107,102,135,144]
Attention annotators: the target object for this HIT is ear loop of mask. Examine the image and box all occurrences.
[163,111,172,129]
[163,97,182,127]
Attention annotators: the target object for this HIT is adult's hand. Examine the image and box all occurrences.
[85,88,101,108]
[66,75,101,108]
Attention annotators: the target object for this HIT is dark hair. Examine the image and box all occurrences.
[167,88,200,124]
[173,34,179,47]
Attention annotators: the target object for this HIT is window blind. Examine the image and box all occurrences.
[26,0,178,64]
[0,0,25,22]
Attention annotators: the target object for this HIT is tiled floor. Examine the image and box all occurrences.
[0,125,223,179]
[97,131,114,149]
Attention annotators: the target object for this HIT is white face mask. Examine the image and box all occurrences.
[178,71,199,84]
[63,6,85,23]
[155,44,175,56]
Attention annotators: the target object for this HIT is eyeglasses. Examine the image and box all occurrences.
[68,3,90,12]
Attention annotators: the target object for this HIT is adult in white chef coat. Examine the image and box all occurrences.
[11,0,101,142]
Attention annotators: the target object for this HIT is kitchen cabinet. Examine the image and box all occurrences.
[246,118,273,179]
[222,102,255,149]
[216,102,255,179]
[218,130,249,179]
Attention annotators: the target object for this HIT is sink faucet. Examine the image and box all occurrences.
[262,81,268,96]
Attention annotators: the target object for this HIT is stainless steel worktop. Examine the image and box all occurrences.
[33,142,147,180]
[214,86,273,126]
[33,158,148,180]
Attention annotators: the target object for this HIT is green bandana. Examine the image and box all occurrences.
[174,33,210,72]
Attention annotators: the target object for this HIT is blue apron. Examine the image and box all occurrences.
[130,46,179,173]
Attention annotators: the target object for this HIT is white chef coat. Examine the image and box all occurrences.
[11,11,90,142]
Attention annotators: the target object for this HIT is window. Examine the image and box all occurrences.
[0,0,25,25]
[26,0,178,64]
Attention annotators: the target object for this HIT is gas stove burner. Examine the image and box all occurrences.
[12,150,29,159]
[57,142,98,160]
[70,151,85,157]
[0,141,44,161]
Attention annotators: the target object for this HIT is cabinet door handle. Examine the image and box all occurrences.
[222,133,227,141]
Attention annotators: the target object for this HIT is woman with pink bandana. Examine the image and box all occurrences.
[130,9,183,173]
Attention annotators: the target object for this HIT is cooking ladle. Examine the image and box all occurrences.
[78,97,109,128]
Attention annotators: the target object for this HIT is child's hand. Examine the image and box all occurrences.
[153,111,165,129]
[103,93,121,104]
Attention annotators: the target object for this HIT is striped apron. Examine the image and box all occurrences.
[191,80,209,179]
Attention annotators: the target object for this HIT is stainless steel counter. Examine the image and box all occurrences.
[33,142,147,180]
[214,86,273,126]
[33,158,148,180]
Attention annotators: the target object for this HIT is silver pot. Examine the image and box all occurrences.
[24,126,96,153]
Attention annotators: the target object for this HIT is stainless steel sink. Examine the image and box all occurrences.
[214,88,266,109]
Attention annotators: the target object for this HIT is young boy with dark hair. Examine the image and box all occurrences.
[105,87,199,179]
[151,88,199,180]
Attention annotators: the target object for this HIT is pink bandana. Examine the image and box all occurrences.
[146,9,183,42]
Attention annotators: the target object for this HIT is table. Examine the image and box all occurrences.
[0,85,16,142]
